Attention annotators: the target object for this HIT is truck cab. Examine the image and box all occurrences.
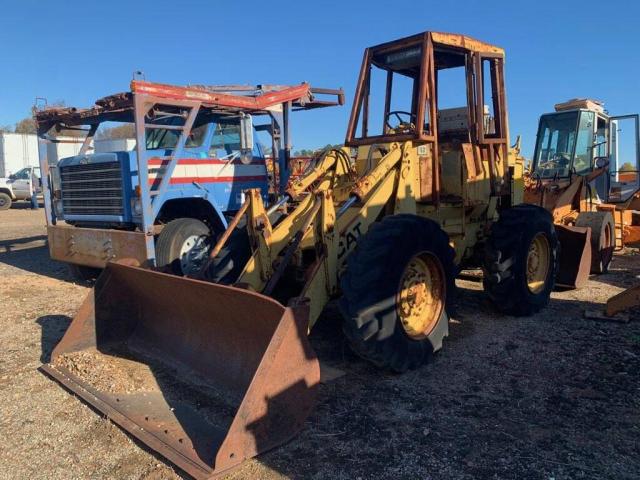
[35,81,343,278]
[52,119,268,228]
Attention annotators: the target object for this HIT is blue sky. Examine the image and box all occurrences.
[0,0,638,157]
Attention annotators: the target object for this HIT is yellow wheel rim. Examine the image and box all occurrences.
[526,233,550,294]
[396,252,445,339]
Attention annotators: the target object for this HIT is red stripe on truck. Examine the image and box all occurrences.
[148,175,266,185]
[148,157,265,166]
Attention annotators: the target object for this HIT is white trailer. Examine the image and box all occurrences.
[0,133,98,209]
[0,133,39,177]
[0,132,100,178]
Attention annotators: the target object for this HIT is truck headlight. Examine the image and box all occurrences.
[132,198,143,216]
[53,199,64,217]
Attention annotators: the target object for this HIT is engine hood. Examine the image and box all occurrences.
[58,151,128,168]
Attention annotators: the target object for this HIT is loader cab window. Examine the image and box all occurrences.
[435,51,469,141]
[352,43,426,140]
[608,115,640,202]
[596,116,608,158]
[533,112,579,178]
[573,111,595,174]
[533,110,595,178]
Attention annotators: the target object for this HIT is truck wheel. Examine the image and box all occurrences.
[575,211,614,274]
[68,264,102,282]
[339,215,455,372]
[156,218,212,276]
[0,192,11,210]
[483,204,558,316]
[204,220,251,284]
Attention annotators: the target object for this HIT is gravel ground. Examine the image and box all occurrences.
[1,207,639,480]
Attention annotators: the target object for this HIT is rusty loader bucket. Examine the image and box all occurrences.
[41,262,320,479]
[555,224,592,289]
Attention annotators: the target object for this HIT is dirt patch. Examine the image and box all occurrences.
[1,208,640,480]
[54,350,159,394]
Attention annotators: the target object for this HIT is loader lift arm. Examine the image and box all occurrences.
[211,142,408,326]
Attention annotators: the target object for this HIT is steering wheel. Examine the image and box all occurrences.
[539,152,570,170]
[385,110,416,132]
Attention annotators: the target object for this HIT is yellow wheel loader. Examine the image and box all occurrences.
[42,32,560,479]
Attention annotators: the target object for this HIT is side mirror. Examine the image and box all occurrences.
[595,156,610,169]
[239,114,254,165]
[239,114,254,151]
[8,174,16,180]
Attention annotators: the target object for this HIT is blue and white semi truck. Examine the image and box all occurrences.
[34,80,343,279]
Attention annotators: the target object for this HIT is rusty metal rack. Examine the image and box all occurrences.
[34,80,344,266]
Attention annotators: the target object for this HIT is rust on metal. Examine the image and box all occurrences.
[606,285,640,316]
[554,224,592,289]
[430,31,505,55]
[34,82,344,136]
[41,262,320,479]
[47,225,149,268]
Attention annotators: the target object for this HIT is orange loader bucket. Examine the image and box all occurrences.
[555,224,592,289]
[41,262,320,479]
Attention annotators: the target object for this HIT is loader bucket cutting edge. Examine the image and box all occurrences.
[40,262,320,480]
[555,224,592,289]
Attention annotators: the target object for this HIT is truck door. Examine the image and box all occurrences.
[11,167,32,199]
[608,114,640,202]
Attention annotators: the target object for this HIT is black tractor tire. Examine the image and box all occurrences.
[68,264,102,283]
[204,220,251,284]
[0,192,11,210]
[339,214,455,372]
[155,218,212,276]
[575,211,614,274]
[483,204,558,316]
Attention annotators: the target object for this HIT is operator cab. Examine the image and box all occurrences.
[532,99,640,203]
[345,31,510,206]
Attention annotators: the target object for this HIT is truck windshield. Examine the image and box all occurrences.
[145,122,208,150]
[209,123,241,157]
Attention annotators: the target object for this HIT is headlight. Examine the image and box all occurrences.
[53,199,64,216]
[132,198,143,215]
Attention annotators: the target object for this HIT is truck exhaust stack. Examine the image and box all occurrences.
[41,262,320,479]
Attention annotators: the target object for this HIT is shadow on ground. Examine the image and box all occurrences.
[37,315,72,363]
[0,241,76,283]
[8,202,42,210]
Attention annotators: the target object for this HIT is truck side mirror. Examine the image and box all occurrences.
[239,114,254,165]
[240,114,254,151]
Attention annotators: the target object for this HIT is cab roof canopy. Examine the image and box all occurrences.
[370,31,504,76]
[34,80,344,134]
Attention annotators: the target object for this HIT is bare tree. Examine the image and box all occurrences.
[15,117,37,134]
[96,124,136,140]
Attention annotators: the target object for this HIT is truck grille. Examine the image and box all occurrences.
[60,162,124,216]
